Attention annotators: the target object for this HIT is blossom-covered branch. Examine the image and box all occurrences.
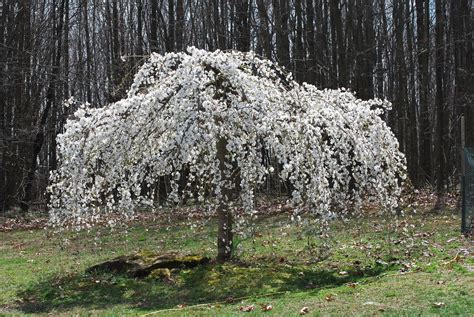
[48,47,406,230]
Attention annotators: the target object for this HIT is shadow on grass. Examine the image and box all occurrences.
[17,260,395,314]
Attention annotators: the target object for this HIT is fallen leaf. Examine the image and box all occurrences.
[300,306,310,315]
[260,304,273,312]
[376,259,388,265]
[325,294,335,302]
[240,305,255,312]
[433,302,445,308]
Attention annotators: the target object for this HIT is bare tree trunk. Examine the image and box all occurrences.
[294,0,305,82]
[391,0,407,156]
[305,0,317,84]
[150,0,159,52]
[235,0,250,52]
[416,0,431,184]
[434,0,446,210]
[176,0,184,51]
[136,0,144,55]
[406,0,419,184]
[452,0,473,146]
[330,0,347,87]
[167,0,175,52]
[274,0,290,68]
[21,0,65,212]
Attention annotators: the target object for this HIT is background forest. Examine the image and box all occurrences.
[0,0,472,212]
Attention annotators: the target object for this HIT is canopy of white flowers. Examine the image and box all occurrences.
[48,47,406,229]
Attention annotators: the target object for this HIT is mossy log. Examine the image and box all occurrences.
[86,252,209,278]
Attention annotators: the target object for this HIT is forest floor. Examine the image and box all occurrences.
[0,195,473,316]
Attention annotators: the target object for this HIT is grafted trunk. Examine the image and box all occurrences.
[216,137,233,263]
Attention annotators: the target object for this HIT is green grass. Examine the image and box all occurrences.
[0,209,473,316]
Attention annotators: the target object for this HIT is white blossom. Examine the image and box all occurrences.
[48,47,406,230]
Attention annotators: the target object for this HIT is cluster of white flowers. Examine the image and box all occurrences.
[48,47,406,230]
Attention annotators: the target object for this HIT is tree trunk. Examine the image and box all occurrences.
[330,0,347,87]
[305,0,317,84]
[175,0,184,51]
[235,0,250,52]
[274,0,290,69]
[256,0,271,59]
[167,0,175,52]
[416,0,431,184]
[434,0,446,210]
[294,0,305,82]
[21,0,65,212]
[452,0,473,146]
[150,0,159,52]
[216,137,233,263]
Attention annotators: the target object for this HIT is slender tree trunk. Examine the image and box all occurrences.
[453,0,473,146]
[274,0,290,68]
[416,0,431,184]
[434,0,446,210]
[167,0,175,52]
[330,0,347,87]
[216,137,233,263]
[294,0,305,82]
[391,0,407,155]
[406,0,419,184]
[305,0,317,84]
[150,0,159,52]
[256,0,272,59]
[21,0,65,211]
[235,0,250,52]
[176,0,184,51]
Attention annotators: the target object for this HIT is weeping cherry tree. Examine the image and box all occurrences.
[49,48,406,262]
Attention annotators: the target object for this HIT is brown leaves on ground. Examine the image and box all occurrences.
[239,304,255,312]
[260,304,273,311]
[0,215,47,232]
[299,306,310,315]
[325,294,336,302]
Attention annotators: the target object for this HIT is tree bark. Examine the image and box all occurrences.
[416,0,431,184]
[150,0,159,52]
[216,137,233,263]
[21,0,64,211]
[176,0,184,51]
[434,0,446,210]
[167,0,175,52]
[305,0,317,84]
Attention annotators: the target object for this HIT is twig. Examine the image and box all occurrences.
[140,291,286,316]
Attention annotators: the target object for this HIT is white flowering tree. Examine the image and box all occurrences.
[49,48,406,262]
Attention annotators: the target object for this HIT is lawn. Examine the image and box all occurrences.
[0,204,473,316]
